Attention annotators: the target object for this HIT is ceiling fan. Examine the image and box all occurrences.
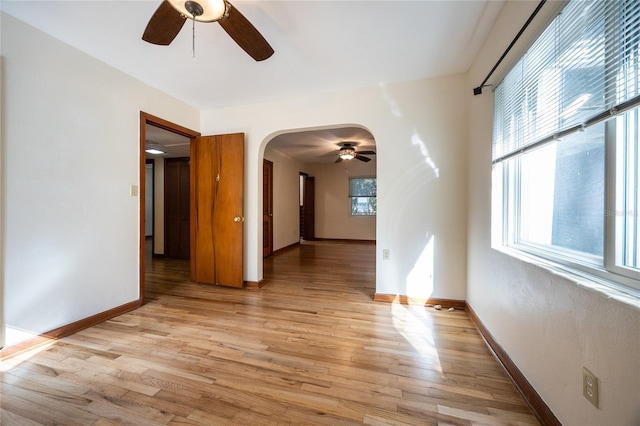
[142,0,274,61]
[332,142,376,163]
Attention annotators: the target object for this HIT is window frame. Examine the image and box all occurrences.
[348,176,377,217]
[605,118,640,282]
[497,110,640,293]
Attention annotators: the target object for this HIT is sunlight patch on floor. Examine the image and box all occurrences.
[1,327,56,371]
[4,326,38,348]
[391,302,442,372]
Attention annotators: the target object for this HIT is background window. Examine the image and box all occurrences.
[349,177,376,216]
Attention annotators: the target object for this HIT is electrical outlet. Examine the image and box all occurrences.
[583,367,599,408]
[382,249,390,260]
[130,185,139,197]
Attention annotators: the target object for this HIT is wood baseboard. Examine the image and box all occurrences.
[0,299,142,361]
[245,280,265,289]
[313,238,376,244]
[373,293,466,309]
[466,303,561,426]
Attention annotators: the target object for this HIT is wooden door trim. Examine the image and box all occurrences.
[139,112,200,303]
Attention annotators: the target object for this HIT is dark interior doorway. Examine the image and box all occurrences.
[300,172,315,241]
[164,157,190,260]
[263,159,274,257]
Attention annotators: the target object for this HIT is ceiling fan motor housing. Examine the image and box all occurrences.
[184,1,204,17]
[168,0,229,22]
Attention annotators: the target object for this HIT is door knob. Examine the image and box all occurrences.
[233,216,244,222]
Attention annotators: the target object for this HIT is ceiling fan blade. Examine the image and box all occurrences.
[142,1,187,45]
[218,2,274,61]
[355,155,372,162]
[358,150,376,155]
[335,158,343,163]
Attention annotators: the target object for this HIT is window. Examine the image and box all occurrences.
[349,177,376,216]
[493,0,640,292]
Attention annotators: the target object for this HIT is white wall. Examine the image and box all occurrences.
[201,73,469,300]
[466,2,640,425]
[264,146,307,251]
[1,13,199,334]
[0,53,4,349]
[307,159,376,240]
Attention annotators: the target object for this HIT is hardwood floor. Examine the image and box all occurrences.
[1,240,539,425]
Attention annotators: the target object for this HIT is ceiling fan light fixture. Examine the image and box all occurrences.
[168,0,229,22]
[339,147,356,161]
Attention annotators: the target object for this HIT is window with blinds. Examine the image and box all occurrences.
[494,0,640,162]
[492,0,640,292]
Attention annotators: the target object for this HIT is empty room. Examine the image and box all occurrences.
[1,0,638,425]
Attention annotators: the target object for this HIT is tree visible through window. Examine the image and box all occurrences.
[349,177,376,216]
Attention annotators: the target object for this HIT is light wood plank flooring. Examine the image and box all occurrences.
[1,240,539,425]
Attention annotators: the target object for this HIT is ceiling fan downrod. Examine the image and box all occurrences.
[185,1,204,58]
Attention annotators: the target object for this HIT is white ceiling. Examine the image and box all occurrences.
[268,126,376,164]
[145,124,192,158]
[2,0,505,162]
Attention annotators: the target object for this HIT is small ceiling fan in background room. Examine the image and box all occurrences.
[142,0,274,61]
[332,142,376,163]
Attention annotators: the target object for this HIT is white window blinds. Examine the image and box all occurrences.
[493,0,640,163]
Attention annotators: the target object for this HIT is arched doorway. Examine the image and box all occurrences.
[260,125,377,275]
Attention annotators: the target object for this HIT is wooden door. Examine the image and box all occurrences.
[165,157,190,259]
[303,176,315,241]
[191,133,244,287]
[263,159,274,258]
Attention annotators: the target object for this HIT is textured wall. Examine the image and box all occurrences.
[466,2,640,424]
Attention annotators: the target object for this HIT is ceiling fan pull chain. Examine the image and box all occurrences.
[192,18,196,58]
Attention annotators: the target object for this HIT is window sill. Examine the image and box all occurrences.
[493,245,640,310]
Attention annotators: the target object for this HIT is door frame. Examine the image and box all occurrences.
[139,112,200,302]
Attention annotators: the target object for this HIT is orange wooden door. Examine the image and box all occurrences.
[191,133,244,287]
[263,159,273,258]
